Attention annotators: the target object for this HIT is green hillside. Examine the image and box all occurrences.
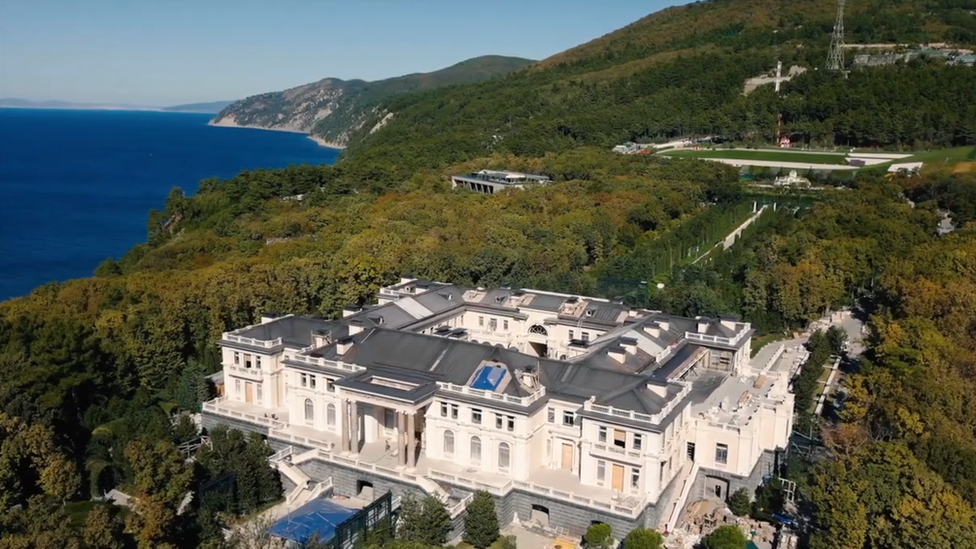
[212,55,534,145]
[337,0,976,186]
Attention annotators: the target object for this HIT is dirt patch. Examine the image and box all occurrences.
[953,162,976,174]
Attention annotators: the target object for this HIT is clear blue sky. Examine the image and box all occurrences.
[0,0,680,106]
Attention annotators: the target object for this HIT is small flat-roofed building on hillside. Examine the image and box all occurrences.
[202,278,794,540]
[451,169,551,194]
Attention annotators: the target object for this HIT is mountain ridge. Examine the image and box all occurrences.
[210,55,535,146]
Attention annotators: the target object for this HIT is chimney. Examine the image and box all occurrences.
[720,316,738,331]
[312,330,332,348]
[336,336,354,356]
[608,346,626,363]
[621,338,637,355]
[628,308,639,318]
[658,320,670,331]
[696,317,710,334]
[520,364,538,389]
[646,381,670,398]
[400,275,415,285]
[342,305,361,318]
[261,312,280,324]
[644,322,661,338]
[349,324,363,335]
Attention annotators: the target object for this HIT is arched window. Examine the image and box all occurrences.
[498,442,511,470]
[444,430,455,455]
[304,398,314,424]
[470,436,482,464]
[326,403,336,426]
[528,325,548,336]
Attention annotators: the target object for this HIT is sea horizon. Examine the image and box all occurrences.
[0,108,340,301]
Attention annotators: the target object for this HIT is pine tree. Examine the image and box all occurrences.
[728,487,752,517]
[463,490,500,549]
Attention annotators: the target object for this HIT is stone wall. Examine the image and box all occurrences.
[200,412,267,437]
[205,415,761,542]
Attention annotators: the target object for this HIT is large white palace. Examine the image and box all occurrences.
[202,278,794,537]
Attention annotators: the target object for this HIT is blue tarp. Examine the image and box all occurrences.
[268,498,356,544]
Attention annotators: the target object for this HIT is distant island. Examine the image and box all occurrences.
[0,98,236,114]
[211,55,535,148]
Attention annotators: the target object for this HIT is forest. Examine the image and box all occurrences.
[2,0,976,547]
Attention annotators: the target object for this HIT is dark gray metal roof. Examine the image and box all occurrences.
[520,293,566,312]
[233,317,348,349]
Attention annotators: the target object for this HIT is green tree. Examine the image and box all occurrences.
[826,325,848,356]
[584,522,613,549]
[463,490,500,549]
[397,493,452,546]
[83,505,126,549]
[727,487,752,517]
[39,456,81,505]
[622,527,664,549]
[703,525,748,549]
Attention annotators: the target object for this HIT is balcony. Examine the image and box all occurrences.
[227,365,264,380]
[222,333,283,348]
[685,330,746,347]
[287,354,366,374]
[438,382,546,407]
[590,442,645,462]
[202,397,286,429]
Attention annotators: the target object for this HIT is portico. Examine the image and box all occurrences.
[338,391,429,470]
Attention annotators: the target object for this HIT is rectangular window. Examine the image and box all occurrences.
[326,378,335,392]
[245,354,252,368]
[233,352,240,365]
[687,442,696,460]
[385,409,395,428]
[489,318,497,331]
[440,403,448,417]
[503,320,509,330]
[300,373,308,387]
[598,426,607,443]
[309,375,316,389]
[562,411,575,427]
[255,356,262,369]
[582,332,590,342]
[450,404,459,420]
[597,460,606,482]
[495,414,503,429]
[633,434,643,451]
[472,408,482,424]
[235,379,241,398]
[569,330,575,341]
[716,443,729,465]
[478,316,484,327]
[546,439,552,460]
[631,468,641,490]
[613,429,626,449]
[506,416,515,432]
[547,408,555,423]
[256,383,263,403]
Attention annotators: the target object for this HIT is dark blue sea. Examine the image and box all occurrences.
[0,109,340,301]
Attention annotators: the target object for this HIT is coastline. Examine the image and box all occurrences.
[208,118,345,150]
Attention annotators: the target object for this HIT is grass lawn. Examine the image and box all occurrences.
[751,332,789,357]
[662,148,848,165]
[64,500,126,528]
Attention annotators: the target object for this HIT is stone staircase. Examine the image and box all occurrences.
[663,461,700,533]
